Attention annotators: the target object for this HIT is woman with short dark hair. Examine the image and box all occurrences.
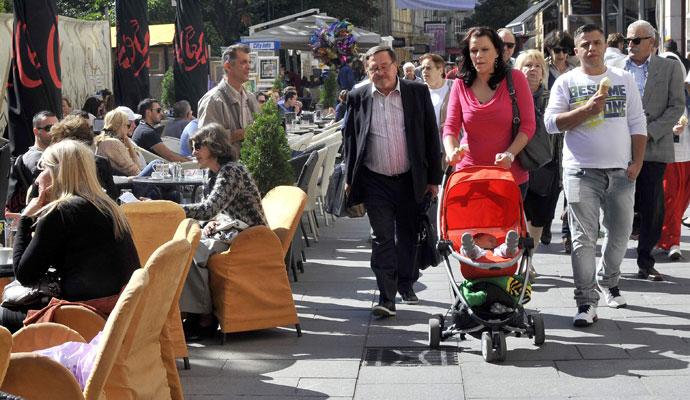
[180,123,266,339]
[442,26,536,197]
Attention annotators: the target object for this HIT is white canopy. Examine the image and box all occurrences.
[242,14,382,51]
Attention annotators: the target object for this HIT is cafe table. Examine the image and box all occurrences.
[130,175,205,202]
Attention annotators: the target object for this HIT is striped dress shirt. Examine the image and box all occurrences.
[363,79,410,176]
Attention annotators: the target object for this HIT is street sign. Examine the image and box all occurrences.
[240,40,281,51]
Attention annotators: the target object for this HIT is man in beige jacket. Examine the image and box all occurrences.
[197,44,260,157]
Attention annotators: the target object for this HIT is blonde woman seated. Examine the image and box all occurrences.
[180,123,266,339]
[95,109,160,177]
[0,140,139,332]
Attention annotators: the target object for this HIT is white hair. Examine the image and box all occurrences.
[403,62,415,71]
[627,20,657,41]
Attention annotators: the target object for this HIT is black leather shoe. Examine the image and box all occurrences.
[400,289,419,304]
[540,229,552,245]
[372,302,396,317]
[636,268,664,281]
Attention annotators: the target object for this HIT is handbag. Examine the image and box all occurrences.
[414,193,442,271]
[325,162,366,218]
[1,269,61,310]
[505,72,553,171]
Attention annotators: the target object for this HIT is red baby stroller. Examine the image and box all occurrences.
[429,166,545,362]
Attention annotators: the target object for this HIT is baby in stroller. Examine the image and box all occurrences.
[461,231,519,260]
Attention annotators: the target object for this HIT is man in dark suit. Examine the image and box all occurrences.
[343,46,442,317]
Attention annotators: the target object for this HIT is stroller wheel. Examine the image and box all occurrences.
[530,313,545,346]
[481,331,507,362]
[428,315,443,349]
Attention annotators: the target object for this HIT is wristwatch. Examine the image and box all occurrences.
[504,151,515,162]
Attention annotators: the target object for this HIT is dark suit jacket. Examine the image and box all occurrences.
[343,79,442,204]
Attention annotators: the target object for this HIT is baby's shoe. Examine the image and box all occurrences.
[461,232,479,259]
[505,230,519,257]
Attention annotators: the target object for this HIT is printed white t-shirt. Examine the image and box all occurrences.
[544,66,647,169]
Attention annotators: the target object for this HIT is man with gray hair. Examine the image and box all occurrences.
[197,44,259,155]
[402,62,422,82]
[498,28,517,65]
[163,100,194,139]
[610,20,685,281]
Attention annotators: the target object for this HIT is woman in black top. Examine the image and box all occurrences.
[0,140,139,332]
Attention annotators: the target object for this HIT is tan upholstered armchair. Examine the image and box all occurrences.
[208,226,301,344]
[1,269,149,400]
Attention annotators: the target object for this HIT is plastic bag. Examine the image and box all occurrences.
[36,331,103,389]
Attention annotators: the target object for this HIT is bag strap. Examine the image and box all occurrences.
[505,71,521,139]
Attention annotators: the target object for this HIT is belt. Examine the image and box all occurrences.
[364,167,410,180]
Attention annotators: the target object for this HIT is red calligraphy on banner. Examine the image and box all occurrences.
[116,19,150,77]
[175,25,208,72]
[13,16,61,90]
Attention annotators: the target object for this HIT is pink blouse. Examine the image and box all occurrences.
[442,69,536,184]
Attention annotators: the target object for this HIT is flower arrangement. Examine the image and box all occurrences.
[309,19,358,66]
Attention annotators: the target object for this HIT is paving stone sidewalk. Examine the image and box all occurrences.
[181,206,690,399]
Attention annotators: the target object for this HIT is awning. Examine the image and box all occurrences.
[110,23,175,48]
[242,14,382,51]
[396,0,475,10]
[506,0,556,35]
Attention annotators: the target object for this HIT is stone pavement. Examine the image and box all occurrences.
[180,205,690,399]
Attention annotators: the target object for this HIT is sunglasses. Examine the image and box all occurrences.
[153,108,162,113]
[504,42,515,49]
[551,47,570,54]
[126,122,132,128]
[191,142,203,151]
[625,36,652,45]
[38,124,53,132]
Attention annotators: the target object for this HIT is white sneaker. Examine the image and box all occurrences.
[599,285,626,308]
[573,304,598,327]
[669,245,682,261]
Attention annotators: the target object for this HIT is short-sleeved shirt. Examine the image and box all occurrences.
[162,118,190,139]
[132,122,162,154]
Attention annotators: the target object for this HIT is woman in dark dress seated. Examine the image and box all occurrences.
[0,140,140,332]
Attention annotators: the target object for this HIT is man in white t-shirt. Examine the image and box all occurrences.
[544,24,647,327]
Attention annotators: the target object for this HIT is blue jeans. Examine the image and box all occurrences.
[137,160,163,177]
[563,167,635,306]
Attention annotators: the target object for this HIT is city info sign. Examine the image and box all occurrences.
[396,0,475,10]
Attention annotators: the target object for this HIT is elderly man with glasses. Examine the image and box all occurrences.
[132,97,190,162]
[498,28,517,66]
[6,111,57,212]
[609,20,685,281]
[343,45,441,317]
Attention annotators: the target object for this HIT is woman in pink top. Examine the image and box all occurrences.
[442,26,536,196]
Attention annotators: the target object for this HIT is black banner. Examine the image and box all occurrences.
[7,0,62,156]
[114,0,150,111]
[174,0,209,114]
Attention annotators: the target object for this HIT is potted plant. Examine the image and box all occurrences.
[240,99,294,196]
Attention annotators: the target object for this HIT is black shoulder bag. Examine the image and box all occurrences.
[505,71,553,171]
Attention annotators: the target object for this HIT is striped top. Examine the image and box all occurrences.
[363,79,410,176]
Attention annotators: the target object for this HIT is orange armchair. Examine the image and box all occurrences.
[1,268,149,400]
[208,225,301,344]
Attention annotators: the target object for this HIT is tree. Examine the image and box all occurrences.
[56,0,112,21]
[463,0,529,30]
[247,0,379,29]
[240,99,293,196]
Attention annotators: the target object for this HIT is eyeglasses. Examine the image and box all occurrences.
[625,36,652,45]
[191,142,203,151]
[368,63,393,74]
[37,125,53,132]
[551,47,569,54]
[504,42,516,49]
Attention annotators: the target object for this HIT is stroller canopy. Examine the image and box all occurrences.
[441,166,525,250]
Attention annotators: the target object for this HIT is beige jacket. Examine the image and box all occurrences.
[197,78,260,155]
[95,135,141,176]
